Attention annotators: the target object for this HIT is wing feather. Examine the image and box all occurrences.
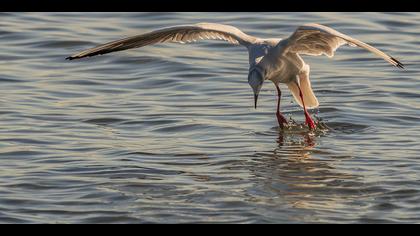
[66,23,256,60]
[281,23,404,69]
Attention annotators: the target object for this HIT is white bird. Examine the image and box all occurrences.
[67,23,404,130]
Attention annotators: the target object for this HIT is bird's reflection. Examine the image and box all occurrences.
[246,127,360,221]
[276,132,315,149]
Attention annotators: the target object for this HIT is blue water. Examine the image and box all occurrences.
[0,12,419,223]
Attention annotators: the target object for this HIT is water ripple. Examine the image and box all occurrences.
[0,12,419,223]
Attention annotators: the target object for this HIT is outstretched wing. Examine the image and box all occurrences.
[66,23,257,60]
[280,23,404,68]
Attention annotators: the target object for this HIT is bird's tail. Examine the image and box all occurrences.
[287,75,319,109]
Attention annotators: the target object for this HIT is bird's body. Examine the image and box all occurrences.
[67,22,404,130]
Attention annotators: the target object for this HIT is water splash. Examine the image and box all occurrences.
[278,115,330,136]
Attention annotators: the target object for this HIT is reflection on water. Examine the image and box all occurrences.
[0,12,420,223]
[249,131,365,223]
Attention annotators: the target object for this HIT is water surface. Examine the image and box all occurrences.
[0,12,419,223]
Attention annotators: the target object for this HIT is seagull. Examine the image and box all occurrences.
[67,23,404,130]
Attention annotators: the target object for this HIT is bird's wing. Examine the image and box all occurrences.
[278,23,404,68]
[66,23,257,60]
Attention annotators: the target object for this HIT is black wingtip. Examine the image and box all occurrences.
[66,55,78,60]
[391,57,405,69]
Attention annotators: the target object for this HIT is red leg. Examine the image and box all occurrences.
[275,84,288,129]
[297,83,316,130]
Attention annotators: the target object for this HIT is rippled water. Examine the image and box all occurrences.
[0,12,419,223]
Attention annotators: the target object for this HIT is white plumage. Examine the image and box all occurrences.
[67,22,404,130]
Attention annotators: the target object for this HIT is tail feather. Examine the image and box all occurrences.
[287,74,319,109]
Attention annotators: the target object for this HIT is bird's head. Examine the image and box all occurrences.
[248,67,264,109]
